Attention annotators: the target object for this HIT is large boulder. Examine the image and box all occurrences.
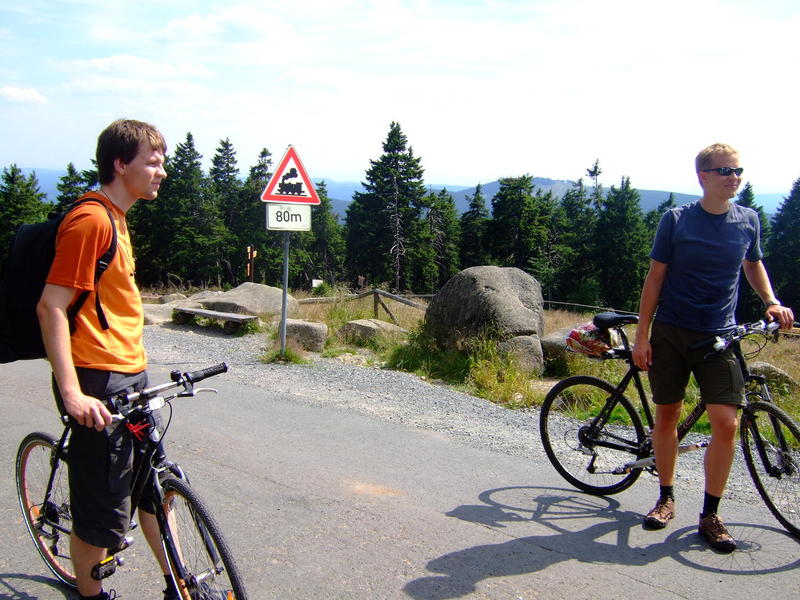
[749,361,799,393]
[339,319,407,344]
[540,327,573,360]
[425,266,545,374]
[187,282,298,318]
[285,319,328,352]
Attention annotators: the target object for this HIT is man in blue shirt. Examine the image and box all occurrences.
[632,143,794,552]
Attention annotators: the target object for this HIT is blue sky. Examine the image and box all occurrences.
[1,0,798,195]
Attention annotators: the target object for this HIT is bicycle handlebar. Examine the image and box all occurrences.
[108,362,229,416]
[688,320,782,352]
[181,362,229,384]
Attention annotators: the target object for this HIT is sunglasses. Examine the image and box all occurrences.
[701,167,744,177]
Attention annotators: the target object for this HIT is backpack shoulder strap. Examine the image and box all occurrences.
[64,199,118,332]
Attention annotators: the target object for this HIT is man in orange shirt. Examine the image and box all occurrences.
[37,119,173,600]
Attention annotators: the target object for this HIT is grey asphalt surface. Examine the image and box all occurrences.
[1,328,799,599]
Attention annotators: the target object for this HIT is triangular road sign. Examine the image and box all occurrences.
[260,146,320,205]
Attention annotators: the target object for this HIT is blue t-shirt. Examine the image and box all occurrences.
[651,201,762,333]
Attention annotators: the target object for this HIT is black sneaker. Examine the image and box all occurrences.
[698,512,736,552]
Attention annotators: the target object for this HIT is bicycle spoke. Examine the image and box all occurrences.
[741,401,800,539]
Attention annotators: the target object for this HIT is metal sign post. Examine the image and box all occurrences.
[280,231,290,354]
[260,146,319,358]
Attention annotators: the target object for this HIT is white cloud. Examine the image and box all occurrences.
[2,0,799,192]
[61,54,213,79]
[0,85,48,105]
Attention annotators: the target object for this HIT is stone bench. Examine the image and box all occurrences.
[172,307,257,334]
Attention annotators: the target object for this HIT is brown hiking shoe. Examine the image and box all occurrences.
[643,497,675,529]
[698,513,736,552]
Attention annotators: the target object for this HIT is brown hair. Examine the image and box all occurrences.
[695,143,739,172]
[96,119,167,185]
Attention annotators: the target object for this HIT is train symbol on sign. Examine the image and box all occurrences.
[277,168,304,196]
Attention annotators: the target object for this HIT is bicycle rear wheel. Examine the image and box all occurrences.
[740,400,800,539]
[160,477,247,600]
[540,376,646,495]
[15,432,76,587]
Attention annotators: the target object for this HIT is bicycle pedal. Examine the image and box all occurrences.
[91,555,122,580]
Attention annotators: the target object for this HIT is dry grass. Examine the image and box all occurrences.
[272,291,800,419]
[296,289,428,333]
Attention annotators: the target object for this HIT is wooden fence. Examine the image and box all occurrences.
[298,289,432,324]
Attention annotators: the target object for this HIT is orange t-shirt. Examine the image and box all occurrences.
[46,192,146,372]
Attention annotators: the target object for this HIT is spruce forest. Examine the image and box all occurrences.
[2,121,799,319]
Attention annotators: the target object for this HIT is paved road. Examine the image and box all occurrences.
[1,357,799,599]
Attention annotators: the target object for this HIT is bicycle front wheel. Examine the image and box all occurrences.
[740,400,800,539]
[160,477,248,600]
[15,432,76,587]
[540,376,646,495]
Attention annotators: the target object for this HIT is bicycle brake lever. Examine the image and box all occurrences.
[176,387,218,397]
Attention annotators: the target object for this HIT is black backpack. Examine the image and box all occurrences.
[0,199,117,363]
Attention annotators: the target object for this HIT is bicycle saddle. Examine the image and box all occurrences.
[593,312,639,330]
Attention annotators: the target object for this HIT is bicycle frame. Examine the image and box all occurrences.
[743,375,796,477]
[593,320,791,475]
[35,428,72,540]
[584,326,715,474]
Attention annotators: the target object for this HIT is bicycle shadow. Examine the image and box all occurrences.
[0,573,74,599]
[403,486,800,599]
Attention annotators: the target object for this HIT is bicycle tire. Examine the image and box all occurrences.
[540,375,646,495]
[15,432,77,587]
[160,477,248,600]
[740,400,800,539]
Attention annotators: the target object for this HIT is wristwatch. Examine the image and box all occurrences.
[764,299,781,308]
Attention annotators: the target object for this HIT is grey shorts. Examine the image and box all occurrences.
[648,320,745,406]
[52,368,164,549]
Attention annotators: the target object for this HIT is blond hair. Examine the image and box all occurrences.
[695,143,739,172]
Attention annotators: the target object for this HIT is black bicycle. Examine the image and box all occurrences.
[540,312,800,539]
[15,363,248,599]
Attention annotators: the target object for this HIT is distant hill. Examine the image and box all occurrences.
[321,177,701,217]
[17,167,784,218]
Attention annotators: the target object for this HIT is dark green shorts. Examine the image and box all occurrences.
[647,320,745,406]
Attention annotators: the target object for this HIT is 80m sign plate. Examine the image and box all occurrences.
[266,203,311,231]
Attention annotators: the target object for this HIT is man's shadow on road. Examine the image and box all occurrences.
[0,572,74,599]
[404,485,800,600]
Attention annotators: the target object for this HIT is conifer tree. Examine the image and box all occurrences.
[735,182,771,321]
[130,133,225,286]
[54,162,91,214]
[595,177,649,311]
[459,183,490,268]
[345,122,426,290]
[550,179,600,305]
[488,175,552,271]
[295,180,345,286]
[425,188,461,290]
[241,148,280,284]
[587,159,604,209]
[765,177,800,313]
[516,184,557,300]
[209,138,243,285]
[0,165,48,266]
[736,182,770,239]
[488,176,533,268]
[645,193,676,237]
